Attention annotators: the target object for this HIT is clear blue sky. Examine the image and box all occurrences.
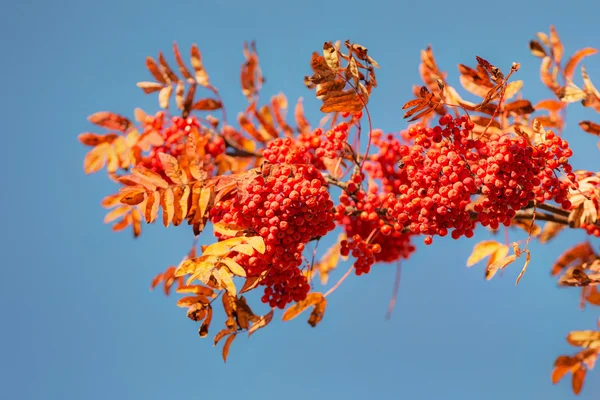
[3,0,600,398]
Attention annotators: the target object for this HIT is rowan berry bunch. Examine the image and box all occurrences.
[472,131,574,228]
[209,163,336,307]
[80,34,600,392]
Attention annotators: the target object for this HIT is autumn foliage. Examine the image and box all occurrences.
[80,27,600,395]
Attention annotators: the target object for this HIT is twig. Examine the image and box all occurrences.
[324,264,354,297]
[385,262,402,320]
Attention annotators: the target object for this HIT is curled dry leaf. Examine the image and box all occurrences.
[248,309,274,337]
[282,292,325,322]
[580,121,600,136]
[222,333,236,363]
[552,242,596,276]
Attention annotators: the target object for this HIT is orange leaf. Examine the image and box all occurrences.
[88,112,131,132]
[192,98,222,111]
[549,25,564,64]
[158,153,187,185]
[222,333,236,363]
[78,132,118,147]
[132,165,169,189]
[565,48,598,80]
[146,56,167,84]
[161,188,174,227]
[173,42,193,81]
[83,142,110,174]
[580,121,600,136]
[529,40,547,58]
[572,366,586,395]
[552,242,596,276]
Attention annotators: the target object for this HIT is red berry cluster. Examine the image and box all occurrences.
[383,116,481,244]
[471,131,574,228]
[335,173,416,274]
[262,122,349,169]
[209,163,336,308]
[139,112,225,175]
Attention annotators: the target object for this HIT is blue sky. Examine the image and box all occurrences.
[3,0,600,398]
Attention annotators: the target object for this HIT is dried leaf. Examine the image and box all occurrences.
[222,333,236,363]
[580,121,600,136]
[146,56,168,84]
[539,221,566,243]
[248,309,274,337]
[158,85,173,109]
[467,241,506,267]
[88,112,131,132]
[137,81,164,94]
[567,331,600,349]
[158,153,188,184]
[565,48,598,80]
[307,296,327,327]
[323,42,339,70]
[549,25,564,64]
[161,188,174,227]
[190,44,210,87]
[132,165,169,189]
[529,40,547,58]
[552,242,596,276]
[158,52,179,83]
[486,254,518,280]
[515,251,532,285]
[192,98,222,111]
[282,292,325,322]
[540,57,556,90]
[557,85,587,103]
[173,42,193,81]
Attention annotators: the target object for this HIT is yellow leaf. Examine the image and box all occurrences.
[175,259,213,278]
[230,244,255,256]
[486,254,518,280]
[203,237,245,257]
[567,331,600,349]
[246,236,265,254]
[282,292,325,322]
[219,258,247,277]
[214,222,245,237]
[214,268,236,296]
[466,241,505,267]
